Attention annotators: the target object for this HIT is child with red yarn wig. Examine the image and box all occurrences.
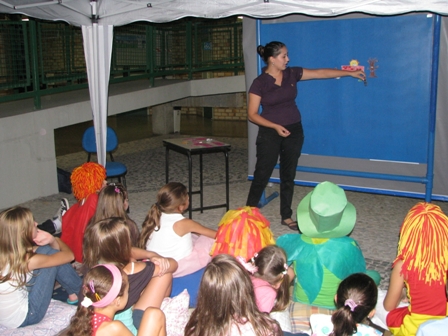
[382,202,448,335]
[61,162,106,262]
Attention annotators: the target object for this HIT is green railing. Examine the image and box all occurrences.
[0,17,244,109]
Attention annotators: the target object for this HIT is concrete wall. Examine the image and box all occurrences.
[0,75,246,210]
[149,92,248,121]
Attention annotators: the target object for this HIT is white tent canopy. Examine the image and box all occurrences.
[1,0,448,166]
[1,0,448,26]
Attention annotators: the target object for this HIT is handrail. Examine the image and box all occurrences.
[0,17,244,109]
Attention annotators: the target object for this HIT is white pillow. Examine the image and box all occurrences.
[0,299,76,336]
[270,309,292,332]
[161,289,191,336]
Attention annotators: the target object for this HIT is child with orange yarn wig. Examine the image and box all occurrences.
[61,162,106,262]
[382,202,448,335]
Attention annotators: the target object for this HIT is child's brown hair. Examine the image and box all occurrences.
[83,217,132,270]
[138,182,188,248]
[252,245,290,311]
[331,273,377,336]
[185,254,281,336]
[66,265,128,336]
[89,183,140,246]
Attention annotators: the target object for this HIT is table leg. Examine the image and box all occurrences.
[200,152,203,213]
[165,147,169,184]
[188,152,193,219]
[225,150,229,211]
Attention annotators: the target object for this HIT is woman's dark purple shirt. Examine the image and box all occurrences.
[249,66,303,126]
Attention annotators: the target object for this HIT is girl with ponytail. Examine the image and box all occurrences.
[139,182,216,277]
[311,273,389,336]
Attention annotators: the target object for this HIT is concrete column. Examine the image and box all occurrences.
[152,103,174,134]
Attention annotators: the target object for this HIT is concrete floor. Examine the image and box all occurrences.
[12,115,448,290]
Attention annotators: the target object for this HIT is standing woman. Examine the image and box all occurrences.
[246,41,365,230]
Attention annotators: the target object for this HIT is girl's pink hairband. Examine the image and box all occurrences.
[81,264,122,308]
[345,299,358,312]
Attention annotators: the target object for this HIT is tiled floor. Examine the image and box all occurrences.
[18,114,448,290]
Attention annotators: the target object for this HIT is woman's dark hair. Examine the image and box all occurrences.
[331,273,378,336]
[257,41,286,64]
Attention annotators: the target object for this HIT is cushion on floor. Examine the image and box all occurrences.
[0,299,76,335]
[289,301,334,334]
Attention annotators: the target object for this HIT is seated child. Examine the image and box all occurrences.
[0,207,82,328]
[83,217,177,331]
[185,254,286,336]
[310,273,390,336]
[238,245,294,314]
[66,264,165,336]
[88,183,140,246]
[138,182,216,277]
[379,202,448,335]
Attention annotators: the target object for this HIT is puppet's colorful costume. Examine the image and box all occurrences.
[386,202,448,336]
[277,181,380,308]
[211,206,275,260]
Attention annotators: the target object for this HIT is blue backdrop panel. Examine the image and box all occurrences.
[259,15,434,163]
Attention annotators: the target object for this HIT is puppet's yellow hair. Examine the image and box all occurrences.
[394,202,448,285]
[70,162,106,201]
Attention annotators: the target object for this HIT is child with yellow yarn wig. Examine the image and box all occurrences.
[380,202,448,335]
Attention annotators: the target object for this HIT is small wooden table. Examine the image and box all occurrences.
[163,137,231,218]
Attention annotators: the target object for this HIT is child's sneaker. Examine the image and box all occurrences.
[53,198,69,221]
[52,198,69,234]
[60,198,70,217]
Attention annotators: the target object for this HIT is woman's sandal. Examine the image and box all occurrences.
[281,219,300,232]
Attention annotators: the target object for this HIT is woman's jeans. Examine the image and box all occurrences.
[19,245,82,327]
[246,122,304,220]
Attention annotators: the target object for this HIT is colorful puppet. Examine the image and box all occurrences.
[211,206,275,260]
[277,181,380,308]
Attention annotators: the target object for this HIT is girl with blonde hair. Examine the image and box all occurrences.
[0,206,82,328]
